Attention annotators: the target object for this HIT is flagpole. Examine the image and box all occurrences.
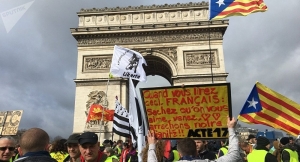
[99,77,110,142]
[111,96,118,142]
[208,20,214,83]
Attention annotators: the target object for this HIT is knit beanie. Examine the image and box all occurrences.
[280,137,290,145]
[256,136,270,147]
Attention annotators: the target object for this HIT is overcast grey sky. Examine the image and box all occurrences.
[0,0,299,138]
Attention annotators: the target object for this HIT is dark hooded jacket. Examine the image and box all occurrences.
[14,151,57,162]
[198,150,217,160]
[281,144,299,162]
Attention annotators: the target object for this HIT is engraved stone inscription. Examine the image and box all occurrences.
[184,50,220,68]
[83,56,112,72]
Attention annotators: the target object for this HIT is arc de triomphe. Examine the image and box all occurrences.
[70,1,228,139]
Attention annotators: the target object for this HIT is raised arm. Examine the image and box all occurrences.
[147,130,158,162]
[217,117,242,162]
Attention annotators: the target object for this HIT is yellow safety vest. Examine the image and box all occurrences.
[10,154,19,162]
[50,152,69,162]
[247,149,268,162]
[117,147,121,155]
[217,146,228,158]
[105,155,119,162]
[281,149,299,162]
[172,150,180,162]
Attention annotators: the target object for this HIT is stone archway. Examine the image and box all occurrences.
[70,2,229,139]
[144,55,173,84]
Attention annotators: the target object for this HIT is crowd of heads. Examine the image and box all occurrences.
[1,125,300,162]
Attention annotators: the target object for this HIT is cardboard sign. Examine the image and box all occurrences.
[140,83,232,139]
[1,110,23,135]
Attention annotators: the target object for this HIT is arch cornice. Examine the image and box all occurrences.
[72,27,226,47]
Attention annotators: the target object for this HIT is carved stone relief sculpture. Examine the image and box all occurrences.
[85,90,108,116]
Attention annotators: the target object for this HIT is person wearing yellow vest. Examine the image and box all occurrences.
[103,147,118,162]
[280,137,299,162]
[113,140,123,158]
[217,140,228,158]
[50,139,69,162]
[166,149,180,162]
[240,141,253,161]
[247,136,277,162]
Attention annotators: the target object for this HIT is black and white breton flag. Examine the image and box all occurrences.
[112,99,130,137]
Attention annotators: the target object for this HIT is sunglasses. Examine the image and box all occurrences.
[0,147,15,151]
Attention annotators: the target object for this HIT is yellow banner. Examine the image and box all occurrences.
[141,83,232,139]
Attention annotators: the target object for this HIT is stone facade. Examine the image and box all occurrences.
[71,1,229,140]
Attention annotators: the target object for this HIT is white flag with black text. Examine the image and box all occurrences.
[110,45,147,82]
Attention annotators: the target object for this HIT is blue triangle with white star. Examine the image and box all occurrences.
[209,0,234,20]
[239,84,262,115]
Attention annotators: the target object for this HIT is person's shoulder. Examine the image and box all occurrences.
[15,156,58,162]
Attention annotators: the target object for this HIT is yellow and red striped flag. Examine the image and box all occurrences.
[86,104,114,122]
[209,0,267,20]
[238,82,300,136]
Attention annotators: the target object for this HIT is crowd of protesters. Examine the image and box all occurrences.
[0,117,300,162]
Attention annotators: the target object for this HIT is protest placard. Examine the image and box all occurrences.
[140,83,232,139]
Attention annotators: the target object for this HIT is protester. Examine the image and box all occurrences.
[289,137,295,145]
[280,137,299,162]
[0,136,16,162]
[141,139,164,162]
[12,144,20,161]
[217,139,229,158]
[247,135,257,149]
[240,141,253,161]
[78,132,107,162]
[119,138,137,162]
[14,128,57,162]
[247,136,277,162]
[113,140,122,158]
[272,140,282,162]
[63,134,81,162]
[195,140,216,160]
[112,142,117,149]
[147,116,243,162]
[102,140,113,148]
[166,140,180,162]
[240,141,253,155]
[50,139,69,162]
[103,147,118,162]
[119,143,128,162]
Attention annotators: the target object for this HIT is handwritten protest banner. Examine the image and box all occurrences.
[140,83,232,139]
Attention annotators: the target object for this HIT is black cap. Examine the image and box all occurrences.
[257,136,270,147]
[78,132,98,145]
[247,134,256,140]
[65,134,81,144]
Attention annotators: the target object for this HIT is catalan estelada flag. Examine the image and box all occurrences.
[238,82,300,136]
[209,0,267,20]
